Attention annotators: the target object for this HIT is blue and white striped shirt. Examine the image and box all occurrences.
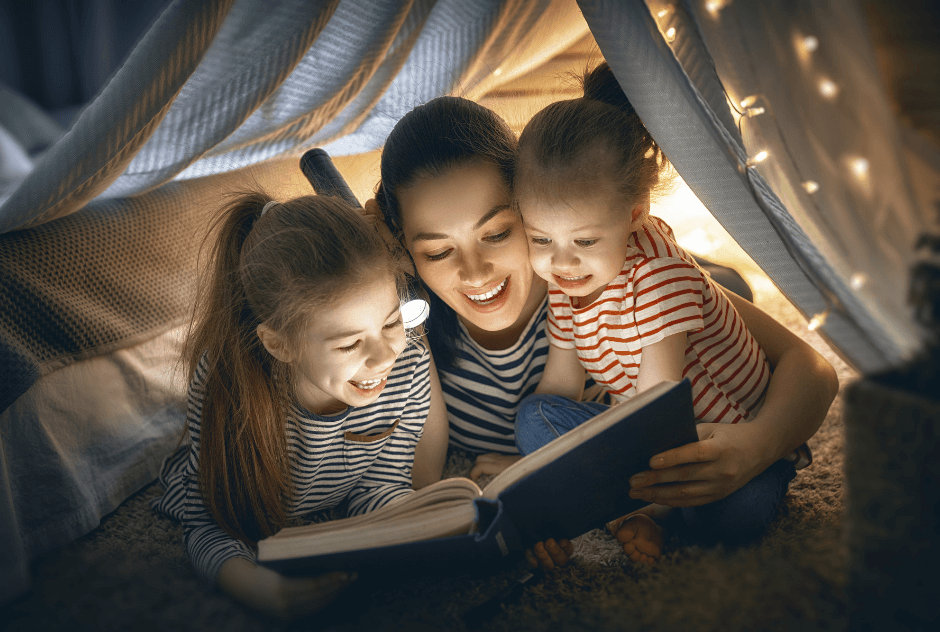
[152,340,431,585]
[438,296,606,454]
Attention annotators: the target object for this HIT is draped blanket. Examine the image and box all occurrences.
[0,0,934,603]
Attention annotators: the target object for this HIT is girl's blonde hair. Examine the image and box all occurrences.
[185,192,404,544]
[515,62,673,214]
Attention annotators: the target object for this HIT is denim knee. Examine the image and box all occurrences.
[515,394,563,456]
[680,459,797,547]
[514,394,607,456]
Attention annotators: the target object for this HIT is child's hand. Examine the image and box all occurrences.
[469,453,522,481]
[362,199,416,275]
[627,421,768,507]
[218,557,357,620]
[525,538,574,571]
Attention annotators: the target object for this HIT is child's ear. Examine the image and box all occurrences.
[631,192,651,224]
[256,324,292,364]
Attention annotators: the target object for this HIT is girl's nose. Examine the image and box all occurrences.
[551,247,578,270]
[364,335,399,371]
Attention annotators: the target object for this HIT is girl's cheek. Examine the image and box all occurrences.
[394,331,407,355]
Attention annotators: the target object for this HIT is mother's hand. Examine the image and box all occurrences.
[626,422,773,507]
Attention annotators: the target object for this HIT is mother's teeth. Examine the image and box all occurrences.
[467,279,507,302]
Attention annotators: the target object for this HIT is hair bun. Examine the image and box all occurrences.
[582,62,636,117]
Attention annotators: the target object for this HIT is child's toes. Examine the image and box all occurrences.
[615,514,663,562]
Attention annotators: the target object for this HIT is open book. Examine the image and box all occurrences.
[258,379,697,575]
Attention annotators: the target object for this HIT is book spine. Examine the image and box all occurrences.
[473,498,524,560]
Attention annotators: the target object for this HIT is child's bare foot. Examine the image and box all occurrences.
[614,514,663,566]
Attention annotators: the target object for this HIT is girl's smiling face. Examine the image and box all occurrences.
[397,161,541,339]
[287,273,407,415]
[520,188,645,307]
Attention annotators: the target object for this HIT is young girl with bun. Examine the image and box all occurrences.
[153,193,446,618]
[512,62,832,563]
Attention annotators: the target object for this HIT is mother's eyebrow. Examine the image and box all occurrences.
[411,204,513,243]
[473,204,513,230]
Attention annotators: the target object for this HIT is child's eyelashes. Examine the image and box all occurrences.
[425,249,452,261]
[337,318,402,353]
[528,236,599,248]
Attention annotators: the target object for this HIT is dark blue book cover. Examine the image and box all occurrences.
[260,379,697,576]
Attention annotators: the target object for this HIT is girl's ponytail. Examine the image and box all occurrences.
[582,63,636,118]
[515,61,671,210]
[185,192,290,544]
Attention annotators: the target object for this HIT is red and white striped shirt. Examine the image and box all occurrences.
[547,217,770,424]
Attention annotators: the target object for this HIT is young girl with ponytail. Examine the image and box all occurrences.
[153,193,446,619]
[512,63,834,564]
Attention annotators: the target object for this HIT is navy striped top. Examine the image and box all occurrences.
[439,296,606,453]
[152,340,431,585]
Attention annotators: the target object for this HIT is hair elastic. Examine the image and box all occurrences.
[260,200,278,217]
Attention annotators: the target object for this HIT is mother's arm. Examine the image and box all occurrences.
[627,289,840,507]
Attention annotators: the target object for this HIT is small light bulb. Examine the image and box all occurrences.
[850,157,870,179]
[746,150,769,167]
[657,8,672,18]
[850,273,868,290]
[744,106,766,117]
[818,78,839,99]
[493,68,503,77]
[740,95,759,108]
[807,310,828,331]
[705,0,723,17]
[802,180,820,194]
[801,35,819,53]
[664,26,676,42]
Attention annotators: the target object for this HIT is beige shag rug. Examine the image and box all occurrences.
[3,280,857,632]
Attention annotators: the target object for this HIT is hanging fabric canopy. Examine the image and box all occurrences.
[0,0,934,601]
[583,0,926,375]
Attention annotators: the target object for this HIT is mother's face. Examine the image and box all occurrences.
[397,161,536,334]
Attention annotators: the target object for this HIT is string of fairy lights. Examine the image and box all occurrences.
[649,0,877,334]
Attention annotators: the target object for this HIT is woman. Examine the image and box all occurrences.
[367,96,839,568]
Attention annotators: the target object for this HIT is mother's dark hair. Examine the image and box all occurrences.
[376,97,517,368]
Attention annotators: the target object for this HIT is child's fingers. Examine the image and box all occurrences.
[532,541,555,571]
[469,461,500,480]
[545,538,573,567]
[469,454,520,480]
[525,548,539,569]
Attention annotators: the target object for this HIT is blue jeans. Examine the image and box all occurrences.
[515,394,796,548]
